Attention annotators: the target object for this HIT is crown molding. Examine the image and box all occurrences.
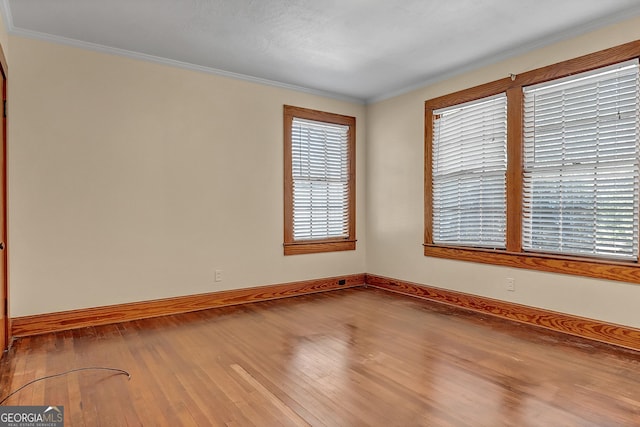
[0,0,363,105]
[3,0,640,106]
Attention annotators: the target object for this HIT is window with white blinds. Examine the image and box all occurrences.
[432,93,508,248]
[284,105,355,255]
[291,117,350,240]
[522,59,640,260]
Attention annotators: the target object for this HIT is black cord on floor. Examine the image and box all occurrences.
[0,367,131,405]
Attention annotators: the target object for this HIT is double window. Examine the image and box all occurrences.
[425,41,640,283]
[283,106,356,255]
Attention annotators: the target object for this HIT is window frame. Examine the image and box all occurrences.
[424,40,640,284]
[284,105,356,255]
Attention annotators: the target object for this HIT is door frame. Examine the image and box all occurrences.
[0,40,8,352]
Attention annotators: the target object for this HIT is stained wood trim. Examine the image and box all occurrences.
[365,273,640,352]
[424,245,640,284]
[424,39,640,110]
[514,39,640,87]
[13,271,640,352]
[505,86,522,253]
[11,274,365,337]
[0,40,8,353]
[284,239,356,255]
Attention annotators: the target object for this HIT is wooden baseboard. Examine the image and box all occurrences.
[11,274,365,337]
[12,272,640,352]
[365,273,640,352]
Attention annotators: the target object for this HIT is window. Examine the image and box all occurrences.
[522,60,639,260]
[283,105,356,255]
[425,40,640,283]
[432,94,507,248]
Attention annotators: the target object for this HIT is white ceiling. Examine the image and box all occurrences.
[3,0,640,103]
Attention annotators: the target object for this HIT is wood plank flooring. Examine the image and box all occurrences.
[1,287,639,426]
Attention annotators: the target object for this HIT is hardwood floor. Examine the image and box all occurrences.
[1,287,639,426]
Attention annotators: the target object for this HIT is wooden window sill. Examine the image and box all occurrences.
[284,240,356,255]
[424,244,640,284]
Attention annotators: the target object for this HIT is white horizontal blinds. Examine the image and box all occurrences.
[522,59,640,260]
[432,93,508,248]
[291,117,350,240]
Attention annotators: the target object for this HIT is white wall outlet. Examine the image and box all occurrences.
[505,277,515,292]
[215,269,223,282]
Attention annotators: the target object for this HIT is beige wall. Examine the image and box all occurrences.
[8,36,366,317]
[366,15,640,329]
[0,11,8,60]
[7,14,640,329]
